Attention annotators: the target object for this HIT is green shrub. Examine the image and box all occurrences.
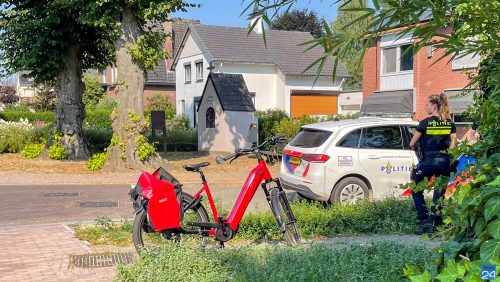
[82,75,105,109]
[166,128,197,144]
[48,144,67,160]
[76,198,417,246]
[255,109,289,143]
[145,93,173,110]
[95,96,117,109]
[274,114,359,140]
[0,111,54,124]
[238,198,417,240]
[28,83,58,111]
[85,109,113,128]
[0,122,35,153]
[84,126,113,153]
[85,151,108,171]
[21,143,44,159]
[116,242,433,282]
[136,135,155,161]
[48,131,68,160]
[167,114,189,130]
[3,104,31,112]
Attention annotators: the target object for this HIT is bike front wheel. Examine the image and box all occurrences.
[270,187,300,245]
[133,192,210,253]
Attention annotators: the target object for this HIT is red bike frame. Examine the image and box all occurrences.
[192,160,272,235]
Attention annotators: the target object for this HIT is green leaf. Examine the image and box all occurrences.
[463,260,483,282]
[487,220,500,239]
[409,270,431,282]
[472,174,487,184]
[457,184,471,204]
[487,175,500,187]
[484,196,500,222]
[435,259,460,282]
[480,239,500,264]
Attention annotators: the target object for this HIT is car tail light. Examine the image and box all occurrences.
[300,154,330,163]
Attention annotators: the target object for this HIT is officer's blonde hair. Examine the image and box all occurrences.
[428,94,450,121]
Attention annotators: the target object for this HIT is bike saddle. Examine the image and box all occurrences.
[183,162,210,172]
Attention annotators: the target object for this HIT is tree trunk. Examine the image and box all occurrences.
[54,45,89,160]
[104,8,158,171]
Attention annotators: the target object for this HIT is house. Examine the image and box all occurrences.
[361,13,478,135]
[15,71,35,98]
[99,19,201,107]
[197,72,256,152]
[171,23,350,127]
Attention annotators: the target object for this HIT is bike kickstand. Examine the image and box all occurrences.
[219,241,225,249]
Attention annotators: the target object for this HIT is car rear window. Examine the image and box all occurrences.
[289,128,333,148]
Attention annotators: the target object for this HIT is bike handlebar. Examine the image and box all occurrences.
[216,136,287,164]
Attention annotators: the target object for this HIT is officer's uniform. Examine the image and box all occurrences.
[412,116,456,227]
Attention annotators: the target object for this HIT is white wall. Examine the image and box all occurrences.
[213,62,278,111]
[380,73,414,90]
[338,91,363,115]
[175,33,210,127]
[198,79,254,152]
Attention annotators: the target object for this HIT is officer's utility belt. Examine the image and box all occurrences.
[424,151,449,158]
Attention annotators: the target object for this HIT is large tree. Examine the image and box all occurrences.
[270,9,323,38]
[0,1,113,159]
[78,0,193,171]
[331,0,370,88]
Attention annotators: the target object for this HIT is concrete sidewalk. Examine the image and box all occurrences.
[0,170,268,186]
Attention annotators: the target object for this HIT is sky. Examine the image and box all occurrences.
[173,0,339,27]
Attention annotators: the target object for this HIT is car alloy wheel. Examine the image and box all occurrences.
[339,183,366,204]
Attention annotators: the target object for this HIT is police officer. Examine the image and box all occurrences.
[410,93,457,235]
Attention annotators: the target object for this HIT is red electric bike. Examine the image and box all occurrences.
[130,135,300,252]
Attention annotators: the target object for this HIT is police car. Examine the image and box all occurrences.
[280,116,419,204]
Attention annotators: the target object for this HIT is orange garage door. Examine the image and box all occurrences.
[291,94,338,118]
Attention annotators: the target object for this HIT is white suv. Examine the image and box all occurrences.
[280,118,419,204]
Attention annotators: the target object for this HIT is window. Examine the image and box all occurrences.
[180,100,186,115]
[249,92,256,106]
[184,63,191,83]
[400,45,414,71]
[452,52,480,70]
[206,107,215,128]
[382,47,397,73]
[101,69,107,84]
[382,44,414,74]
[193,96,201,126]
[289,129,333,148]
[337,129,361,148]
[360,126,403,149]
[195,61,203,81]
[111,66,117,83]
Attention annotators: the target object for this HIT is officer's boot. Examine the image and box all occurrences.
[415,219,433,235]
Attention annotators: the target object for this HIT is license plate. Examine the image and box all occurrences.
[289,156,301,165]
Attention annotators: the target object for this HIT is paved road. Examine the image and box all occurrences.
[0,183,271,226]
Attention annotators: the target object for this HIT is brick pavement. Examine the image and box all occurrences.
[0,223,121,282]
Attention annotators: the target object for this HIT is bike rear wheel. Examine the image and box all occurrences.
[133,192,210,253]
[270,187,300,245]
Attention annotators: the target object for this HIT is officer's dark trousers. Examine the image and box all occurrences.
[411,154,451,226]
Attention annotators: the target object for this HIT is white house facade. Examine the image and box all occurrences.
[172,24,350,127]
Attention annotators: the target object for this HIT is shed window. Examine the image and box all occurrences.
[206,107,215,128]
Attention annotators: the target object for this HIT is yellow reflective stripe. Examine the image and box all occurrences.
[428,126,452,129]
[426,129,452,135]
